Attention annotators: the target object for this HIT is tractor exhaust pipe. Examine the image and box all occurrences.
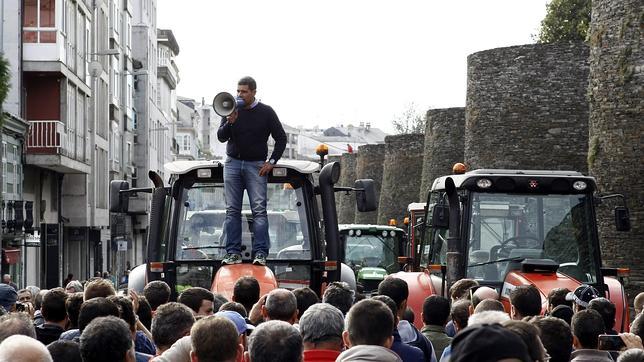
[445,177,464,290]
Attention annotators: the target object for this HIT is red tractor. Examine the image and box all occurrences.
[394,167,632,331]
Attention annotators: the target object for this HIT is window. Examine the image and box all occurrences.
[2,140,23,199]
[182,135,190,151]
[23,0,56,43]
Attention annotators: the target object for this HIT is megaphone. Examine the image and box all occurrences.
[213,92,245,117]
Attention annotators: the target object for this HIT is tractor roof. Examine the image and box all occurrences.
[164,159,320,176]
[431,169,595,192]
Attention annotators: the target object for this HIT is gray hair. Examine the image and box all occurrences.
[618,348,644,362]
[0,334,53,362]
[265,289,297,321]
[249,320,302,362]
[0,313,37,342]
[468,310,510,326]
[299,303,344,344]
[65,280,84,293]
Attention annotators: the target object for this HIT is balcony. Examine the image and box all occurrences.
[26,120,91,174]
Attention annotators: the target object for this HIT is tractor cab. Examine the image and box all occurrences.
[417,168,631,330]
[111,159,378,300]
[339,224,406,292]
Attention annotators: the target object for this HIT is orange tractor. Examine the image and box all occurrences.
[394,167,632,331]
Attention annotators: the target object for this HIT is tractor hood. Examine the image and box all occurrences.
[501,269,582,313]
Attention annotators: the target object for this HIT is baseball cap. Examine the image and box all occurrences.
[215,310,254,335]
[0,284,18,311]
[451,323,532,362]
[565,284,600,308]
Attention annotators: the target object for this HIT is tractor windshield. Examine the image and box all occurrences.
[175,182,311,261]
[466,192,599,284]
[343,230,401,275]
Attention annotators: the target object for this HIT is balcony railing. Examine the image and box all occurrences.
[27,120,85,161]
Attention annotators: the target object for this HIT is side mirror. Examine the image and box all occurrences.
[110,180,130,213]
[615,206,631,231]
[431,204,449,229]
[355,179,377,212]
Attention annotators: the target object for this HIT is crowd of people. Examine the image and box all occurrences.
[0,274,643,362]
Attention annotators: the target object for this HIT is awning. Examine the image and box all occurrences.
[2,248,21,264]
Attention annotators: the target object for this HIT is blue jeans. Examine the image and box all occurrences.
[223,157,270,256]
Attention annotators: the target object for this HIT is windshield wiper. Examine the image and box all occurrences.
[468,256,524,268]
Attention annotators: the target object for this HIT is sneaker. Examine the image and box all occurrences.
[222,253,242,265]
[252,253,267,266]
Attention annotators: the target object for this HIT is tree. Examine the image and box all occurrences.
[537,0,591,43]
[392,102,426,134]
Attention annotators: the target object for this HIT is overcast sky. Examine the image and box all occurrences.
[157,1,549,134]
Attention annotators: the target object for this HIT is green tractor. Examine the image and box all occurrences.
[339,224,406,293]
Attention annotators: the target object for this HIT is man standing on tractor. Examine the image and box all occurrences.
[217,76,287,266]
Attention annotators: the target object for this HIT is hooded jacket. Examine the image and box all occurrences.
[336,345,403,362]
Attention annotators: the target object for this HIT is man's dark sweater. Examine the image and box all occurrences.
[216,102,287,162]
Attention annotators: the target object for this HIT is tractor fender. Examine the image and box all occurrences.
[389,271,439,329]
[340,263,357,291]
[127,264,147,294]
[604,276,629,332]
[212,264,278,301]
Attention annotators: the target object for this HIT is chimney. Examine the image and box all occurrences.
[202,97,205,105]
[359,121,365,128]
[365,122,371,131]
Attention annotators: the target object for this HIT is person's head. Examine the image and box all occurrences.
[65,292,84,329]
[34,289,47,310]
[502,320,547,362]
[343,299,394,348]
[293,287,319,320]
[510,285,542,319]
[403,307,415,324]
[152,302,196,353]
[0,284,17,312]
[547,288,572,312]
[530,316,573,362]
[16,289,32,304]
[587,297,616,332]
[549,304,574,326]
[299,303,344,352]
[219,301,248,317]
[450,323,531,362]
[473,298,505,313]
[1,275,11,284]
[142,281,171,311]
[178,287,215,316]
[470,286,499,311]
[0,334,52,362]
[570,308,605,349]
[451,299,471,332]
[565,284,600,313]
[41,288,68,324]
[136,296,153,331]
[65,280,83,294]
[233,276,260,314]
[371,295,399,327]
[468,310,510,326]
[47,340,82,362]
[262,288,298,324]
[237,76,257,106]
[212,293,229,313]
[0,312,37,341]
[422,295,451,327]
[190,316,242,362]
[377,277,409,317]
[322,281,354,315]
[77,297,120,332]
[629,313,643,343]
[618,348,644,362]
[107,296,137,334]
[83,278,116,301]
[634,292,644,315]
[80,316,135,362]
[26,286,41,302]
[247,320,303,362]
[449,279,479,302]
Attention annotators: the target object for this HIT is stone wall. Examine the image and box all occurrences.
[588,0,644,295]
[354,143,385,224]
[465,43,589,172]
[336,153,357,224]
[419,108,466,200]
[378,134,425,225]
